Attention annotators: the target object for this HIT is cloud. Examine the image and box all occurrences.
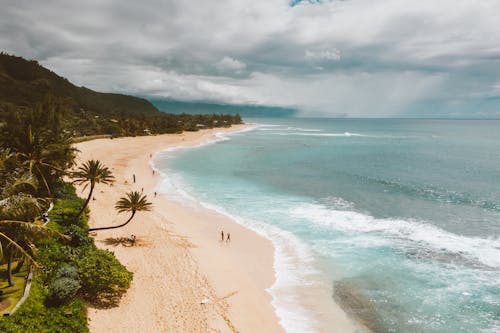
[305,49,341,61]
[215,56,247,72]
[1,0,500,117]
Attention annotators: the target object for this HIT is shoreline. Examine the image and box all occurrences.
[75,125,283,332]
[74,125,359,332]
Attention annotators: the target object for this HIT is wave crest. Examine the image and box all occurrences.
[290,203,500,269]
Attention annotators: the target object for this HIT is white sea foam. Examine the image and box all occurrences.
[290,203,500,269]
[151,125,251,164]
[255,124,322,133]
[255,124,282,127]
[269,132,366,137]
[284,126,323,132]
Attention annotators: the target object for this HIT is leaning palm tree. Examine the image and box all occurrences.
[72,159,115,221]
[88,191,152,232]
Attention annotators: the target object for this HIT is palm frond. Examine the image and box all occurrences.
[0,194,42,221]
[115,191,153,214]
[0,231,38,267]
[71,159,115,185]
[0,220,70,242]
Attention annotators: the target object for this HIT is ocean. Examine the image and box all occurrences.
[153,118,500,333]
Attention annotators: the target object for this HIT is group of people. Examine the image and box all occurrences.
[220,230,231,243]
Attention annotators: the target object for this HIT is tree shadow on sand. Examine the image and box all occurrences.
[101,237,147,247]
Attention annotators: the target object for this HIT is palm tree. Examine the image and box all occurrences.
[0,173,46,286]
[88,191,152,232]
[72,159,115,221]
[0,98,77,197]
[0,220,69,286]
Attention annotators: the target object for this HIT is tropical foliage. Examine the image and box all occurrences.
[0,96,76,196]
[0,97,132,331]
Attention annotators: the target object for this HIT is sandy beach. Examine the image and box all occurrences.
[74,125,358,333]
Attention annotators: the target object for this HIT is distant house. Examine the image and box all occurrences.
[196,124,206,128]
[143,129,151,135]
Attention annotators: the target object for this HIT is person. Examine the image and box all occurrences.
[226,232,231,243]
[129,234,136,245]
[154,191,157,198]
[133,174,136,183]
[221,230,224,241]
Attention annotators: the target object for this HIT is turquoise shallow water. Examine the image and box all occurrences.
[154,118,500,333]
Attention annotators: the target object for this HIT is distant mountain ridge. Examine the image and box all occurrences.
[0,52,159,116]
[150,98,297,118]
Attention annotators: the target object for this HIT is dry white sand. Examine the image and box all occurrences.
[74,125,359,333]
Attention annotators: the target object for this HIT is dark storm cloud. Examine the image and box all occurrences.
[1,0,500,116]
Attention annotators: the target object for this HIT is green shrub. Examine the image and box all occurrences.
[53,181,78,200]
[49,199,86,227]
[76,249,132,308]
[37,241,75,281]
[63,225,94,248]
[48,276,81,306]
[55,265,80,280]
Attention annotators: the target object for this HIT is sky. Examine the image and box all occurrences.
[1,0,500,117]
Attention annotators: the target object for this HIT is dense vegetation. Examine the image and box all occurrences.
[0,52,243,137]
[0,98,137,331]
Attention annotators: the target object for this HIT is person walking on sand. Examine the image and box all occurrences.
[226,232,231,243]
[221,230,225,241]
[133,174,136,183]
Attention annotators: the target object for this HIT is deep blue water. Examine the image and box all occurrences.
[154,118,500,333]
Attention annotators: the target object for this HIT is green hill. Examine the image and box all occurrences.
[0,52,160,117]
[0,53,242,136]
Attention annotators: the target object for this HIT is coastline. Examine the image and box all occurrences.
[74,125,283,332]
[74,125,359,332]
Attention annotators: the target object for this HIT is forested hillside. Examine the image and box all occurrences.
[0,53,242,137]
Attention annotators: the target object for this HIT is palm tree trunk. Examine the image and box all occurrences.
[13,257,25,274]
[7,251,14,287]
[35,164,52,196]
[88,211,135,232]
[76,182,95,221]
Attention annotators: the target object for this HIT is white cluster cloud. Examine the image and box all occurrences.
[1,0,500,116]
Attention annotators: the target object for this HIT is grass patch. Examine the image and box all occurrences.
[0,263,29,315]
